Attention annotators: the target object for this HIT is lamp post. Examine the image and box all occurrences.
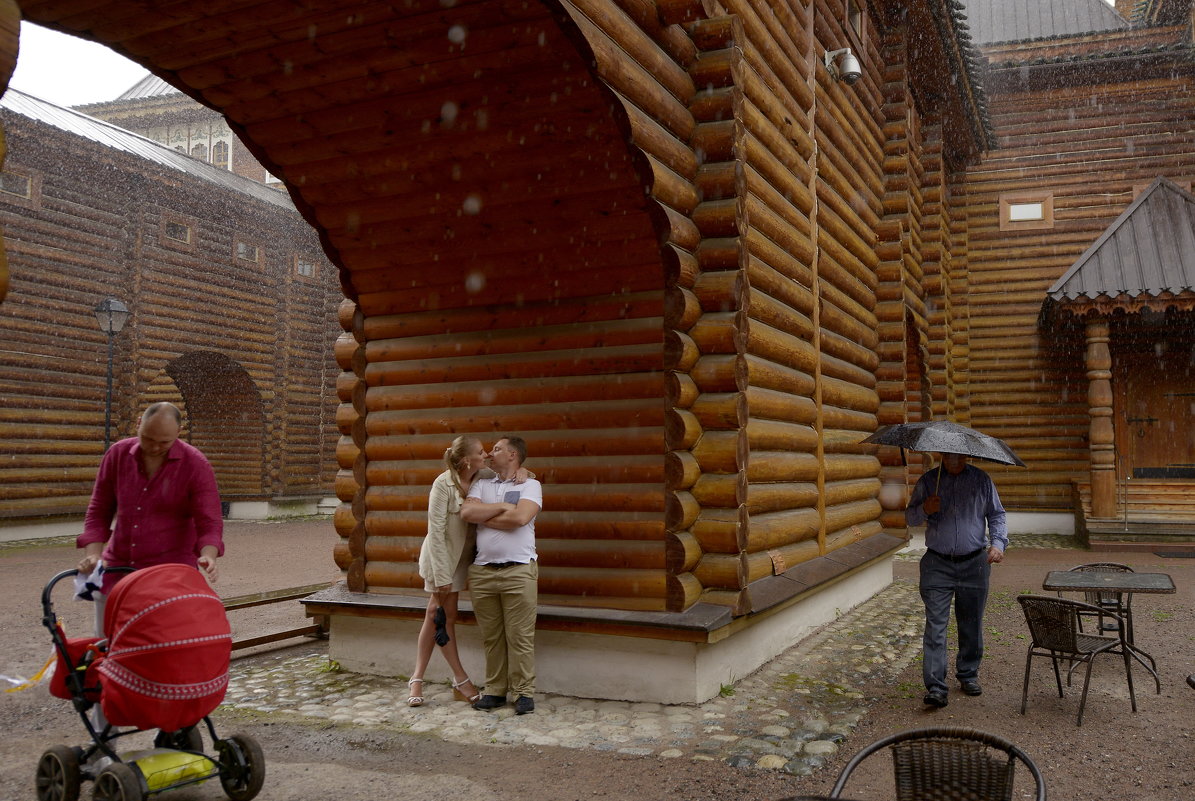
[94,298,130,451]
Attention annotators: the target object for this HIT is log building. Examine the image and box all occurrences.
[0,0,996,703]
[0,88,342,527]
[958,0,1195,548]
[1,0,1186,702]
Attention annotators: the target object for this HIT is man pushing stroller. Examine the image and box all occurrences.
[77,401,224,606]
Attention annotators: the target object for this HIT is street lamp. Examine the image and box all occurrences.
[94,298,130,451]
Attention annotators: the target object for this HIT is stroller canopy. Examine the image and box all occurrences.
[97,563,232,732]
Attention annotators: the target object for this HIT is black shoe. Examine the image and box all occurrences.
[923,691,948,708]
[514,696,535,715]
[472,694,506,711]
[961,680,983,696]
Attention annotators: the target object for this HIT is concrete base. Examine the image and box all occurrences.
[0,519,80,544]
[327,559,893,704]
[1006,511,1074,536]
[225,496,335,520]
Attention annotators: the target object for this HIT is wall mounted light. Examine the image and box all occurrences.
[824,48,862,85]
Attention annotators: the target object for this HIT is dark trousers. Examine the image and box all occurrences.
[919,549,990,694]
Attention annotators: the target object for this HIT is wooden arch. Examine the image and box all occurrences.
[161,351,267,498]
[9,1,692,610]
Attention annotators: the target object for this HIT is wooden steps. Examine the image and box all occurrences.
[1073,480,1195,553]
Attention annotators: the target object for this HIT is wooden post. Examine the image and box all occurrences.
[1085,317,1117,519]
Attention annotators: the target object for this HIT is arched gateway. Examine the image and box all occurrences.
[2,0,990,701]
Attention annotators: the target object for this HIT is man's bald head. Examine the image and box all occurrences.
[138,403,181,458]
[142,402,182,424]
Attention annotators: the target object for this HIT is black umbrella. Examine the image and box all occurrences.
[862,420,1026,467]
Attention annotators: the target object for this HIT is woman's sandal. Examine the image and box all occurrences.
[452,677,480,703]
[407,677,425,707]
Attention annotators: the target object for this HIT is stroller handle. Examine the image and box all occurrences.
[41,566,137,630]
[41,569,80,628]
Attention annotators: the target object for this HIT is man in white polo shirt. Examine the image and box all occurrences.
[461,435,543,714]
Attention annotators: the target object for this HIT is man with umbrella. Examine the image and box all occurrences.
[906,451,1007,708]
[865,421,1020,708]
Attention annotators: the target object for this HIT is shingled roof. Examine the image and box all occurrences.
[1047,177,1195,303]
[962,0,1129,45]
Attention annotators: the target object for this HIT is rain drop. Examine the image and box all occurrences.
[440,101,459,125]
[465,271,486,293]
[462,194,482,215]
[448,25,467,44]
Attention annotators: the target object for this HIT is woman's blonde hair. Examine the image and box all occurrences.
[444,435,482,498]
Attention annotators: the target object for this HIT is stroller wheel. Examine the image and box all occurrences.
[92,763,144,801]
[35,745,82,801]
[216,734,265,801]
[152,725,203,752]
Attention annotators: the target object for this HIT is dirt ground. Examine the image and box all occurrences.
[2,523,1193,801]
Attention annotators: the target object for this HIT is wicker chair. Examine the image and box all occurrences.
[1062,562,1135,642]
[823,726,1046,801]
[1018,595,1136,726]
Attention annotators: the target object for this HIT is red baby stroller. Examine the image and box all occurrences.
[36,563,265,801]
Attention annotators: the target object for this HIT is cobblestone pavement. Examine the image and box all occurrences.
[224,533,1080,775]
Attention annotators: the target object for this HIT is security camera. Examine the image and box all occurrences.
[825,48,862,85]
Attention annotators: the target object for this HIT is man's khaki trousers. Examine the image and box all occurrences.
[467,561,538,698]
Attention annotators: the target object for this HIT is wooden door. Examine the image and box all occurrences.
[1115,343,1195,478]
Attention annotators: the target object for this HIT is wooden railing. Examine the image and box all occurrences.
[1074,479,1195,521]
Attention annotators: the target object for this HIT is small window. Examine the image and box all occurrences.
[160,214,197,252]
[212,141,229,170]
[191,143,208,161]
[0,166,41,209]
[1007,202,1044,222]
[236,241,260,262]
[294,256,317,278]
[0,171,31,198]
[1000,191,1054,231]
[847,0,865,40]
[164,221,191,243]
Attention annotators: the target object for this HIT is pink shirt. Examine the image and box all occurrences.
[79,437,224,584]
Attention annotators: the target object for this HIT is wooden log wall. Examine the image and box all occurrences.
[961,43,1195,510]
[329,0,675,611]
[808,0,885,565]
[0,112,341,520]
[651,0,904,615]
[872,27,923,532]
[919,114,958,424]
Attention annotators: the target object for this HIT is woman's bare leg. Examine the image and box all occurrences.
[436,593,478,699]
[408,595,440,703]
